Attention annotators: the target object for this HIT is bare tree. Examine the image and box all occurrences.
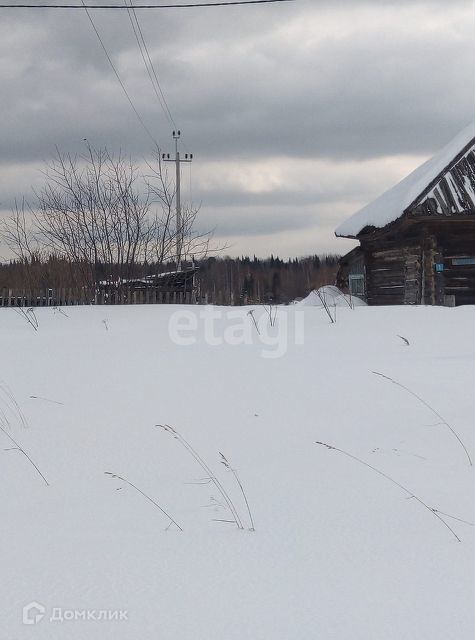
[0,200,48,292]
[1,143,215,290]
[33,145,153,286]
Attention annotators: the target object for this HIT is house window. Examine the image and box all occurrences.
[349,273,365,297]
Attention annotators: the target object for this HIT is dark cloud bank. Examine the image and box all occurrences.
[1,0,475,257]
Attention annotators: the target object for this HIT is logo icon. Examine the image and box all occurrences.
[22,601,45,625]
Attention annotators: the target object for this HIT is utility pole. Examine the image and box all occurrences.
[162,130,192,272]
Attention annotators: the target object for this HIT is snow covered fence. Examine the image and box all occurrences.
[0,286,194,307]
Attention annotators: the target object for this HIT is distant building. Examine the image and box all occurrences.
[97,266,198,304]
[336,124,475,306]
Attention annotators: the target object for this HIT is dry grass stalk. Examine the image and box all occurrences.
[373,371,472,466]
[157,424,244,530]
[220,452,255,531]
[105,471,182,531]
[316,441,464,542]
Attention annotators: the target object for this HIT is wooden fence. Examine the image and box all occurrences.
[0,287,196,307]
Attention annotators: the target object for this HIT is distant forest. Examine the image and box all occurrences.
[0,254,340,306]
[196,254,339,304]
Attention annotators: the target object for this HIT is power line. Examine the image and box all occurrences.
[3,0,294,171]
[126,0,196,157]
[124,0,170,123]
[80,0,159,145]
[124,0,177,129]
[0,1,295,8]
[130,1,177,128]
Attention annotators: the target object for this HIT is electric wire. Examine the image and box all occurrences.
[0,1,295,9]
[127,0,193,157]
[126,0,177,130]
[80,0,159,145]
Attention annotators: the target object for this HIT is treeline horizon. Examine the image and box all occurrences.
[198,254,340,304]
[0,145,340,305]
[0,253,340,305]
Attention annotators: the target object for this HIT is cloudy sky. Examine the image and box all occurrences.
[1,0,475,259]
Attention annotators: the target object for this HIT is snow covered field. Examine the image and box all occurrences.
[1,303,475,639]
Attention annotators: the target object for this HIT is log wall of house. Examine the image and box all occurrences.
[421,235,437,305]
[362,238,423,305]
[438,227,475,305]
[340,215,475,306]
[365,247,405,305]
[358,220,475,306]
[403,246,422,305]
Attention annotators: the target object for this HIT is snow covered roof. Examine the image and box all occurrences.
[335,122,475,238]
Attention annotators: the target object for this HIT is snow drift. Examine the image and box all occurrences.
[299,285,367,307]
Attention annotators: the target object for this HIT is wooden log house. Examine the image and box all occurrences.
[335,124,475,306]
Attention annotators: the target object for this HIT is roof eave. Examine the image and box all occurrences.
[335,129,475,239]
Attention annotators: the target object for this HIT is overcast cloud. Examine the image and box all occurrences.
[1,0,475,259]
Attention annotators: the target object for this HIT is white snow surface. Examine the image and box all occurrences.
[1,303,475,639]
[335,122,475,237]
